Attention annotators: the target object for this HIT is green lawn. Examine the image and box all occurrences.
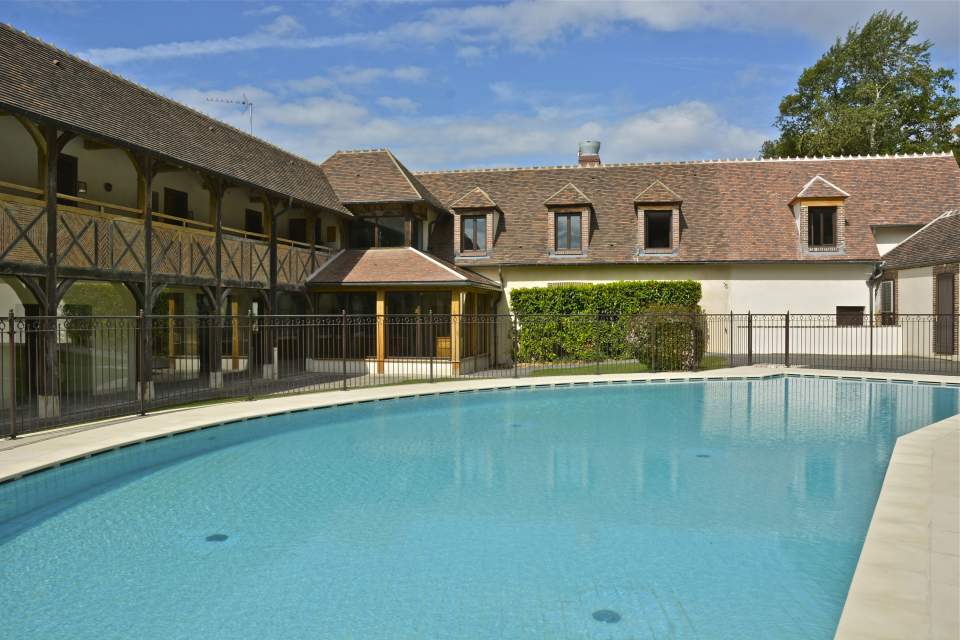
[528,354,730,377]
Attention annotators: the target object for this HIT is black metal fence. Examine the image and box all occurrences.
[1,311,957,436]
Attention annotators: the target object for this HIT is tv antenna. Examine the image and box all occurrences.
[205,94,254,134]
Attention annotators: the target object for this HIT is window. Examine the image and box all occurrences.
[244,209,263,235]
[461,215,487,252]
[808,206,836,247]
[644,210,672,249]
[555,212,582,252]
[879,280,896,326]
[836,306,864,327]
[411,218,423,250]
[163,187,190,219]
[349,219,376,248]
[325,225,337,244]
[378,217,406,247]
[288,218,307,243]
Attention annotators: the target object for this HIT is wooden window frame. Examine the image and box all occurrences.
[808,206,837,248]
[554,211,583,253]
[460,214,487,254]
[644,209,673,250]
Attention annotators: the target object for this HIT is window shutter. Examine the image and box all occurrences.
[880,281,893,313]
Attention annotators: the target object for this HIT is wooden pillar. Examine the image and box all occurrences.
[138,155,155,398]
[450,290,461,376]
[306,210,317,272]
[231,300,240,370]
[210,181,224,382]
[39,124,60,415]
[376,289,386,374]
[167,296,176,371]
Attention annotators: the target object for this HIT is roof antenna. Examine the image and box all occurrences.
[205,93,254,134]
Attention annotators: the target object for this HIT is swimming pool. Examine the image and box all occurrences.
[1,376,957,639]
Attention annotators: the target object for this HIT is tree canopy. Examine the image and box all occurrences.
[762,11,960,158]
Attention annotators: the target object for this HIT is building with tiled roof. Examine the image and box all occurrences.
[1,21,958,392]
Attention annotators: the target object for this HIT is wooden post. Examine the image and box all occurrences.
[376,290,386,374]
[231,300,240,370]
[450,290,461,376]
[167,296,176,371]
[139,155,155,398]
[40,124,60,416]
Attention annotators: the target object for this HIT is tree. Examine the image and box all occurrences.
[762,11,960,158]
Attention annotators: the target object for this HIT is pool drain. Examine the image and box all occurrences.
[696,453,711,458]
[205,533,229,542]
[592,609,621,623]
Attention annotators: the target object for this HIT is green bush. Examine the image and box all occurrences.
[510,281,702,364]
[623,306,706,371]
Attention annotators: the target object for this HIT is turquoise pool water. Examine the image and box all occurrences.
[1,376,958,639]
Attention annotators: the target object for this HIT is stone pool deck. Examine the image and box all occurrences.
[1,366,958,638]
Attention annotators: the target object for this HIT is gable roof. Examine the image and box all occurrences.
[634,179,682,203]
[884,210,960,270]
[450,186,497,209]
[543,183,591,206]
[320,149,446,210]
[794,174,850,200]
[417,154,960,265]
[307,247,500,289]
[0,24,348,215]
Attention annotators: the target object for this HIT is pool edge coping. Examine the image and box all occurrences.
[834,412,959,640]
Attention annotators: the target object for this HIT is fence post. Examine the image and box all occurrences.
[595,313,601,375]
[651,314,658,373]
[784,311,790,368]
[247,310,254,400]
[747,311,753,366]
[512,314,519,378]
[429,310,434,382]
[138,309,146,416]
[728,310,734,368]
[341,309,347,391]
[7,310,17,439]
[869,307,874,372]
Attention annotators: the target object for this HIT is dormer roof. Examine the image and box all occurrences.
[793,175,850,201]
[544,183,591,206]
[634,179,682,204]
[450,186,497,210]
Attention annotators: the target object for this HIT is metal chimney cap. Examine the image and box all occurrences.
[578,141,601,156]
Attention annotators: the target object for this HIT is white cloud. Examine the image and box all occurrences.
[283,65,428,94]
[167,81,770,169]
[80,1,959,64]
[377,96,419,113]
[243,4,283,17]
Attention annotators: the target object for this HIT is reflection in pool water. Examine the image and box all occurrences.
[1,377,957,639]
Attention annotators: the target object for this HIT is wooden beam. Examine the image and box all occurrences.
[376,289,386,374]
[450,289,461,376]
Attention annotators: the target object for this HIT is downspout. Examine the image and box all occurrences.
[866,261,885,317]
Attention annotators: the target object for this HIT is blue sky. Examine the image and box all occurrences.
[5,1,958,170]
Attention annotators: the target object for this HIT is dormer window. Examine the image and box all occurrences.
[555,212,582,252]
[460,214,487,253]
[808,206,836,247]
[644,210,673,249]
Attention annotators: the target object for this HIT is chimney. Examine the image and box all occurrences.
[578,140,601,167]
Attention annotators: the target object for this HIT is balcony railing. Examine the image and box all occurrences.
[0,181,330,287]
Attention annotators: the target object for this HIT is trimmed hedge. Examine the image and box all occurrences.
[510,281,704,367]
[510,280,701,316]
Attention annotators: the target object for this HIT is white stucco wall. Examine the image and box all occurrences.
[470,262,874,315]
[897,266,934,315]
[60,138,138,209]
[873,226,923,256]
[0,115,39,187]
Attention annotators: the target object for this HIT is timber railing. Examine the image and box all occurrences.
[1,311,957,437]
[0,187,331,286]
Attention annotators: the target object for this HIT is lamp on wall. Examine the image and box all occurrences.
[76,181,87,195]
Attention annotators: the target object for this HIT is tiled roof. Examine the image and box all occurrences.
[450,186,497,209]
[543,183,592,206]
[794,175,850,200]
[417,154,960,265]
[884,210,960,270]
[320,149,446,210]
[634,179,682,203]
[308,247,500,289]
[0,24,349,215]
